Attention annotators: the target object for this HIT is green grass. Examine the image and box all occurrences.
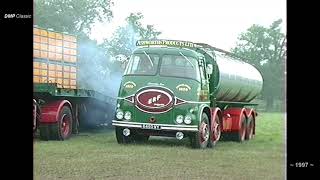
[34,112,285,180]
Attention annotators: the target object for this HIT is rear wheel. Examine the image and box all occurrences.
[245,116,254,140]
[237,114,246,142]
[39,105,73,140]
[33,100,40,138]
[221,114,246,142]
[190,113,210,149]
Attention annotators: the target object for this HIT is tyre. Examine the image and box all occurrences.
[208,115,221,148]
[190,113,210,149]
[245,116,254,140]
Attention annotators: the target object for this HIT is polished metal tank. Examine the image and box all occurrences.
[214,53,263,102]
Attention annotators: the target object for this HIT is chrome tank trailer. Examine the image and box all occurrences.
[214,53,263,102]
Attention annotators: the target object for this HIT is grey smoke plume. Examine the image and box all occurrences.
[77,40,122,98]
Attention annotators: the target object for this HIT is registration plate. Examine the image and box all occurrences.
[141,124,161,130]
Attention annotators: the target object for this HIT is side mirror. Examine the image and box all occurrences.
[207,64,213,75]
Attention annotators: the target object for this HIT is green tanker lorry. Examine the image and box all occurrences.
[112,39,263,149]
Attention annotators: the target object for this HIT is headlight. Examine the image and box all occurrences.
[176,115,184,124]
[184,115,192,124]
[116,110,124,120]
[124,111,132,120]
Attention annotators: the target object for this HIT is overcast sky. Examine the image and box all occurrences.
[90,0,286,50]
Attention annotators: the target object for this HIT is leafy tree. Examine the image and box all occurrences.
[103,12,161,58]
[232,19,286,111]
[34,0,114,36]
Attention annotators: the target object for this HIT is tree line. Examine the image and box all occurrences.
[34,0,286,111]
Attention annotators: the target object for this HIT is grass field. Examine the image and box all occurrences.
[34,112,285,180]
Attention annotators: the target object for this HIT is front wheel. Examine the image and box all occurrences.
[190,113,210,149]
[208,115,221,148]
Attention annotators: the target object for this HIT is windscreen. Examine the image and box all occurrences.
[124,52,160,75]
[160,54,200,81]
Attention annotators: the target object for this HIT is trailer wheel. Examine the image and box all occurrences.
[190,113,210,149]
[115,127,133,144]
[208,115,221,148]
[41,105,73,141]
[238,114,246,142]
[245,116,254,140]
[33,100,41,137]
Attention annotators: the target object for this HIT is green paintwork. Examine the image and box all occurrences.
[34,83,116,104]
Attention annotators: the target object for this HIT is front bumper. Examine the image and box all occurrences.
[112,120,199,132]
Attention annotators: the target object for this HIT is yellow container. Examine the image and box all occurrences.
[56,64,62,71]
[70,56,77,63]
[63,72,70,78]
[48,71,56,77]
[70,79,77,86]
[68,36,76,42]
[48,31,56,39]
[56,33,63,40]
[70,66,76,72]
[34,50,40,58]
[48,45,55,52]
[48,77,56,83]
[40,29,48,37]
[48,38,56,46]
[34,42,40,50]
[70,73,76,79]
[33,69,40,76]
[40,51,48,58]
[34,35,40,43]
[56,46,62,53]
[63,55,70,62]
[56,71,63,78]
[70,49,77,55]
[56,78,63,85]
[41,69,48,76]
[56,40,63,46]
[33,76,40,83]
[70,42,77,49]
[70,85,77,89]
[34,28,40,35]
[48,64,55,70]
[64,41,70,48]
[40,62,48,69]
[56,53,62,61]
[63,66,70,72]
[63,79,70,85]
[40,44,48,51]
[40,76,48,83]
[40,37,48,44]
[33,61,40,69]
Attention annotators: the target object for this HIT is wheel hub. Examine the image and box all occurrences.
[200,123,209,142]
